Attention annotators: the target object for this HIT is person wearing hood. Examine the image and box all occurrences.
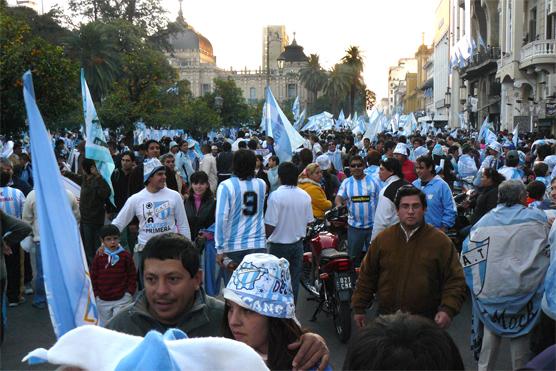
[413,155,456,231]
[393,143,417,183]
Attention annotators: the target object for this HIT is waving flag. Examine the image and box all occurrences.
[478,117,494,142]
[264,87,305,162]
[81,69,115,206]
[23,70,98,338]
[512,125,519,148]
[292,96,300,121]
[293,108,306,131]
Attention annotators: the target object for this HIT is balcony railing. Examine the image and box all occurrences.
[520,40,556,62]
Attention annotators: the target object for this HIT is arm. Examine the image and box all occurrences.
[335,179,347,207]
[264,195,278,238]
[215,184,230,252]
[111,196,136,233]
[441,183,457,229]
[174,194,191,240]
[312,188,332,212]
[1,210,32,246]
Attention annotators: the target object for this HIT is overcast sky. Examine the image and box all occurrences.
[38,0,438,99]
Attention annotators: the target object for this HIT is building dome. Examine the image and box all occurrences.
[168,17,214,57]
[278,36,308,63]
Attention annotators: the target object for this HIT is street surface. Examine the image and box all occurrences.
[2,289,512,370]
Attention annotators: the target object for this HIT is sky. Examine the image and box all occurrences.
[38,0,438,100]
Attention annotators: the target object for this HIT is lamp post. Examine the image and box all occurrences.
[266,29,282,88]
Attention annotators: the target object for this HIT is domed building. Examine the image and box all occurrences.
[166,5,310,106]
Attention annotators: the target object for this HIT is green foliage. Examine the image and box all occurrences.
[203,78,251,126]
[300,54,327,114]
[0,9,80,134]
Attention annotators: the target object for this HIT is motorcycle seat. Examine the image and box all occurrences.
[320,248,349,262]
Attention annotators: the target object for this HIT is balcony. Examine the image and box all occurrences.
[461,46,501,80]
[520,40,556,69]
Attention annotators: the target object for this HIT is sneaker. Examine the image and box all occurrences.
[8,302,19,307]
[32,302,47,309]
[24,285,34,295]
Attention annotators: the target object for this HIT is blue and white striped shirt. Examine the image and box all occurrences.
[215,176,267,253]
[0,186,25,219]
[337,175,379,229]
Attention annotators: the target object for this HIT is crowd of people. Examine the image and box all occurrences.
[1,124,556,369]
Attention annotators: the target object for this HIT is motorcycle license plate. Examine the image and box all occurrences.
[335,273,352,291]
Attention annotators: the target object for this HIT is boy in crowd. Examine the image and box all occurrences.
[91,224,137,325]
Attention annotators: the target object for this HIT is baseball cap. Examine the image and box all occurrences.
[393,142,409,156]
[315,154,331,170]
[223,253,295,319]
[143,158,165,184]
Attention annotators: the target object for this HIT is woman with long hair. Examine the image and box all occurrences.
[222,254,321,370]
[184,171,216,238]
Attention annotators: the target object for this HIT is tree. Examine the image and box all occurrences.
[204,78,250,126]
[299,54,327,113]
[341,46,365,116]
[324,64,350,116]
[0,9,79,133]
[365,89,377,111]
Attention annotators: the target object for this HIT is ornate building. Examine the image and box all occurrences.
[167,2,310,106]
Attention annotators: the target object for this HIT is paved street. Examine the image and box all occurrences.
[2,288,513,370]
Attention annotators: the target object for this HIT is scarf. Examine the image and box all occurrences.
[104,246,125,267]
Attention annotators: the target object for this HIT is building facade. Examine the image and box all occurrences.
[167,6,310,108]
[433,0,451,124]
[388,58,418,114]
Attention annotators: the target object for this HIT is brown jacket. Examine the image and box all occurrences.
[352,223,466,319]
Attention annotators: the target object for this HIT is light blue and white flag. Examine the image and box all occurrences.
[461,204,549,357]
[459,112,468,130]
[293,108,306,131]
[512,125,519,148]
[81,69,115,206]
[292,96,300,121]
[335,110,345,131]
[23,70,98,338]
[478,117,494,142]
[264,87,305,162]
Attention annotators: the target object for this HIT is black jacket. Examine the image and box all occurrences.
[470,185,498,225]
[184,196,216,237]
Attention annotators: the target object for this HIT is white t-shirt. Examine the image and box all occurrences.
[112,187,190,249]
[265,185,314,244]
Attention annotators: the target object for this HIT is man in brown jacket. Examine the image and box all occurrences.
[352,185,466,330]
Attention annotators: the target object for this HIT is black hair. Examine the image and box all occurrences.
[238,141,247,149]
[416,155,435,170]
[277,162,298,186]
[222,141,231,151]
[120,150,135,162]
[142,233,199,278]
[380,157,403,179]
[343,312,464,370]
[145,139,159,150]
[533,162,549,177]
[398,135,407,144]
[99,224,121,239]
[483,168,506,185]
[349,155,365,165]
[505,153,519,167]
[82,158,96,175]
[298,148,313,169]
[247,139,258,150]
[384,141,396,151]
[188,171,213,202]
[367,150,381,166]
[269,155,280,165]
[394,185,427,210]
[527,181,546,201]
[232,149,256,180]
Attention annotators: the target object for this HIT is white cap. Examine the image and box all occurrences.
[393,142,409,156]
[315,154,331,170]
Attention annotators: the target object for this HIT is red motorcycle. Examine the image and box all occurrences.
[301,207,354,343]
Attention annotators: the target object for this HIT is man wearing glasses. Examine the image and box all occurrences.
[335,155,380,266]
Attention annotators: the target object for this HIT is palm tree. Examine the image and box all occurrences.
[341,46,365,116]
[299,54,327,112]
[66,21,122,101]
[324,64,350,115]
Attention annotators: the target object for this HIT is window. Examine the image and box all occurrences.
[250,87,256,99]
[287,84,297,99]
[529,7,537,42]
[202,84,211,95]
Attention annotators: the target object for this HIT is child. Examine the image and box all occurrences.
[91,224,137,326]
[533,162,550,189]
[527,181,546,209]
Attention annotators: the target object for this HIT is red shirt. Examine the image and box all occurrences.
[90,247,136,301]
[402,159,417,183]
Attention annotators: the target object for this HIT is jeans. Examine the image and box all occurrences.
[268,240,304,302]
[224,248,266,285]
[347,225,373,266]
[33,242,46,305]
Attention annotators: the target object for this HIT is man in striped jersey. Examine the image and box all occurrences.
[0,169,27,306]
[215,150,267,272]
[335,155,380,266]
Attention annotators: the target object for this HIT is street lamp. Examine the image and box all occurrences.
[444,88,451,109]
[277,57,285,71]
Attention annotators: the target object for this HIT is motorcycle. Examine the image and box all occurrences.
[325,206,348,252]
[301,207,355,343]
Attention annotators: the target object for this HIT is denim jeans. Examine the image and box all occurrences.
[347,226,373,266]
[33,242,46,305]
[224,248,266,285]
[268,240,304,302]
